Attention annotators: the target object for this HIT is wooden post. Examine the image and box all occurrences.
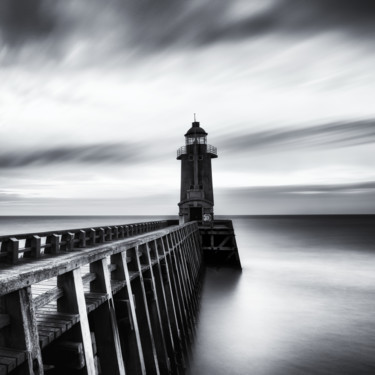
[168,234,195,339]
[97,229,105,244]
[176,231,198,314]
[57,269,96,375]
[151,240,180,373]
[46,234,59,254]
[130,246,160,374]
[141,243,170,374]
[1,238,19,264]
[88,229,96,246]
[157,237,187,359]
[112,251,146,374]
[113,227,119,240]
[2,287,43,374]
[25,235,41,259]
[78,230,87,248]
[106,227,113,242]
[118,227,125,239]
[163,236,192,346]
[61,233,74,252]
[89,258,125,375]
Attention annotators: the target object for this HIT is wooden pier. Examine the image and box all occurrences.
[0,220,203,375]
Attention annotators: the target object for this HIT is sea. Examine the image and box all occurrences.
[1,215,374,375]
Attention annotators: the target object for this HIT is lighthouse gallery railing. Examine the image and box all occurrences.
[177,144,217,157]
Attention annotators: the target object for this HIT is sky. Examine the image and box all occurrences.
[0,0,375,215]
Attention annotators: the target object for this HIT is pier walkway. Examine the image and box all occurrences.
[0,220,202,375]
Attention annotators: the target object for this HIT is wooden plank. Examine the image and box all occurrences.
[0,348,27,366]
[111,280,126,295]
[36,320,69,332]
[0,356,16,373]
[82,272,96,285]
[33,287,63,309]
[36,315,74,329]
[36,328,55,346]
[36,311,79,324]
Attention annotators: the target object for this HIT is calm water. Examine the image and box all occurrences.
[1,215,374,374]
[189,215,375,375]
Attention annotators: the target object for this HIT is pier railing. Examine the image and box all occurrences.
[0,221,202,374]
[0,220,175,265]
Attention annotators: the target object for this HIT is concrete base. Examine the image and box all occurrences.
[198,220,242,269]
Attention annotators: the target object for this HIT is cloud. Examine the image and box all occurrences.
[0,0,57,45]
[218,181,375,195]
[0,142,143,169]
[215,181,375,214]
[2,0,375,64]
[0,191,22,202]
[281,0,375,34]
[220,119,375,154]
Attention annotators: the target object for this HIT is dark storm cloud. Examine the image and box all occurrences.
[220,120,375,153]
[0,143,142,168]
[2,0,375,58]
[0,0,57,45]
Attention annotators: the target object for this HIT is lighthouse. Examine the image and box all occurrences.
[177,117,218,224]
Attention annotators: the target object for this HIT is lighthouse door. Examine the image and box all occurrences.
[190,207,202,221]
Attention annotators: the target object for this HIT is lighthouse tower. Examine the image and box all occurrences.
[177,117,218,224]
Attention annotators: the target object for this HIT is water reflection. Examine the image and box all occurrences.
[188,216,375,375]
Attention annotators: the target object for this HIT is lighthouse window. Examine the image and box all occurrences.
[188,155,194,161]
[199,156,203,161]
[186,136,207,145]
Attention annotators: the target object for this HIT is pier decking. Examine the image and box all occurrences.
[0,221,203,375]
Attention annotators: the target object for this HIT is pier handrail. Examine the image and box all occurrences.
[0,220,177,265]
[0,221,197,297]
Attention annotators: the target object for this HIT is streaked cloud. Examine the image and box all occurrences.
[2,0,375,63]
[0,142,142,169]
[220,120,375,153]
[219,181,375,195]
[215,181,375,215]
